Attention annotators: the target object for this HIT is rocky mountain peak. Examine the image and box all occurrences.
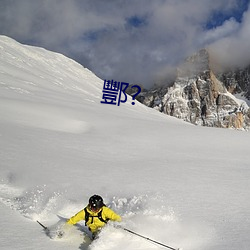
[177,48,210,78]
[140,49,250,130]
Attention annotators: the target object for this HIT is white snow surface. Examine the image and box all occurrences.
[0,35,250,250]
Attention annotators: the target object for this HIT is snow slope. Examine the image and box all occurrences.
[0,35,250,250]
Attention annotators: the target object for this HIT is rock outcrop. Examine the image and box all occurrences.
[139,49,250,130]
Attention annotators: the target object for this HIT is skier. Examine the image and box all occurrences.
[66,194,121,239]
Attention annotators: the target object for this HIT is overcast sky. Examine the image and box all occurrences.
[0,0,249,87]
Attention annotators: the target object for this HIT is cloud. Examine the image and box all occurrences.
[200,18,240,45]
[0,0,249,87]
[209,4,250,69]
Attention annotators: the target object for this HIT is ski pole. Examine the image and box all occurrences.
[37,220,48,231]
[122,227,180,250]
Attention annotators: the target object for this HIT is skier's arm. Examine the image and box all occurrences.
[67,209,85,225]
[104,207,122,222]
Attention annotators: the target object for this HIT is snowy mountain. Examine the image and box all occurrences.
[0,36,250,250]
[141,49,250,130]
[217,65,250,101]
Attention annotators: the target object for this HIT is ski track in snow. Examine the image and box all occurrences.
[0,99,91,134]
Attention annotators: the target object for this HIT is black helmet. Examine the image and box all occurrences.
[89,195,104,210]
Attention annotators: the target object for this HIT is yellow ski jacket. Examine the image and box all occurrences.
[67,206,121,233]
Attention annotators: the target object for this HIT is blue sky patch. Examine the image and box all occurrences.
[126,15,147,28]
[206,0,249,29]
